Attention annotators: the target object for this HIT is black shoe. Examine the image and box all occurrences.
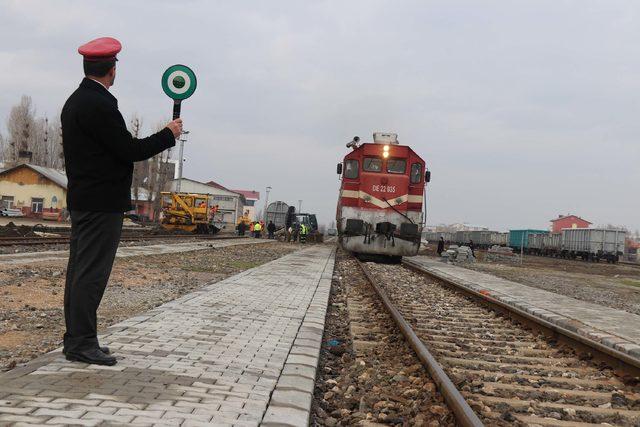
[65,348,117,366]
[62,346,110,355]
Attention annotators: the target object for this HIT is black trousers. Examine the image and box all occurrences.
[63,211,123,353]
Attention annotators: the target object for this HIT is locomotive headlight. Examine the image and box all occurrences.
[383,145,390,152]
[383,151,389,158]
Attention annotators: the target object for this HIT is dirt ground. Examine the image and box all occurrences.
[0,242,298,372]
[422,243,640,315]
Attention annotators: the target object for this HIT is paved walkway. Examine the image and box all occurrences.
[405,256,640,360]
[0,239,273,265]
[0,245,335,426]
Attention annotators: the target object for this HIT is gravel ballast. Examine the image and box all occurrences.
[312,250,454,426]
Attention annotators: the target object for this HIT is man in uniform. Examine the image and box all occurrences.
[61,37,183,366]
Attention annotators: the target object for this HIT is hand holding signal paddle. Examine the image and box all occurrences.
[161,64,197,120]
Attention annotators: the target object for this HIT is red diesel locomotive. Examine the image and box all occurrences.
[336,132,430,259]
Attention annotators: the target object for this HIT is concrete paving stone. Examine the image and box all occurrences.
[44,416,100,426]
[261,405,309,427]
[293,338,321,348]
[285,354,318,367]
[0,407,36,415]
[32,408,87,421]
[4,395,52,403]
[131,416,180,426]
[69,405,117,415]
[182,421,229,427]
[162,410,213,422]
[0,415,50,424]
[82,411,135,423]
[290,345,320,358]
[268,389,313,411]
[12,423,56,427]
[20,401,69,410]
[275,375,316,393]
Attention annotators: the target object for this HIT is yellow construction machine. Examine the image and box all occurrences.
[237,210,252,228]
[160,192,220,234]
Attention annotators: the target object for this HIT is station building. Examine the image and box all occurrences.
[0,163,67,218]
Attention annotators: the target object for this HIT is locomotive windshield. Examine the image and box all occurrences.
[363,157,382,172]
[387,159,406,174]
[344,160,359,178]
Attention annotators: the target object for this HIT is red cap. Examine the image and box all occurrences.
[78,37,121,62]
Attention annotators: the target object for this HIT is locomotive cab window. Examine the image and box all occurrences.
[387,159,406,174]
[410,163,422,183]
[363,157,382,172]
[344,159,359,179]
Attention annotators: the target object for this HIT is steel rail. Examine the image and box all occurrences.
[0,234,247,247]
[402,258,640,377]
[355,259,484,427]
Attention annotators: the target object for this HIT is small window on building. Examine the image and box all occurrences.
[31,198,44,213]
[245,200,255,207]
[213,196,234,202]
[1,196,14,209]
[387,159,406,174]
[363,157,382,172]
[410,163,422,183]
[344,160,359,179]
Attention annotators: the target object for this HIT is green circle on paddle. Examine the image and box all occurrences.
[161,64,197,100]
[173,75,185,89]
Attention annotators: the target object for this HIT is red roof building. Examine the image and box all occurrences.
[232,189,260,202]
[550,214,591,233]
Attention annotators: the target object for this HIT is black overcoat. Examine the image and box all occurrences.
[61,78,175,212]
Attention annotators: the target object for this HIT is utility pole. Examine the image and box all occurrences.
[298,199,302,213]
[176,130,189,192]
[263,186,272,221]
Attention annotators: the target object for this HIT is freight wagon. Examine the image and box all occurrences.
[509,229,548,249]
[470,230,494,247]
[490,232,509,246]
[422,231,453,243]
[449,230,509,248]
[454,231,471,246]
[515,228,625,263]
[560,228,626,263]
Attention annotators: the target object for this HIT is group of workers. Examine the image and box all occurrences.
[236,218,311,243]
[237,219,277,239]
[287,222,310,243]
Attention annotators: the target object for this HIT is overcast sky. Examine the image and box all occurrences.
[0,1,637,231]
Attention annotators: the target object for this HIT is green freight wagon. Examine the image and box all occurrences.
[509,229,548,249]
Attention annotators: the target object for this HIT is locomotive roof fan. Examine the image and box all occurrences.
[373,132,399,144]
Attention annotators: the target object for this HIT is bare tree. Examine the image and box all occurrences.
[46,115,64,169]
[129,114,147,209]
[0,132,5,164]
[4,95,36,163]
[148,120,174,221]
[1,97,64,169]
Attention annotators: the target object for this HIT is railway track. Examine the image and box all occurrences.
[356,257,640,426]
[0,234,245,247]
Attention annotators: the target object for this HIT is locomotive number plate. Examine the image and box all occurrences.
[372,185,396,193]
